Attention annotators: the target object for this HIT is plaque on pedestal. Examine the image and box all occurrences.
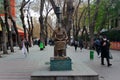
[50,57,72,71]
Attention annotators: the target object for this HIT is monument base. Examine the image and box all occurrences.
[50,57,72,71]
[31,61,99,80]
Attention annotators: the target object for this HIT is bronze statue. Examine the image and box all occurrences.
[52,26,68,57]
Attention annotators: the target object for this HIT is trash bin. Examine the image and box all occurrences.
[90,50,94,60]
[40,42,44,50]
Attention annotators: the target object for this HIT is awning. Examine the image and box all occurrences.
[18,29,24,36]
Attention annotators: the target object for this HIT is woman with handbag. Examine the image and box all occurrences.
[22,39,28,57]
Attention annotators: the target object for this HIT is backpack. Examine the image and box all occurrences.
[95,39,101,46]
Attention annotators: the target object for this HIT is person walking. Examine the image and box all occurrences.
[25,40,29,53]
[79,39,83,51]
[94,38,101,57]
[74,40,78,51]
[37,39,41,47]
[22,39,28,57]
[101,36,112,67]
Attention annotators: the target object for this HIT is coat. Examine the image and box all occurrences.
[101,39,110,58]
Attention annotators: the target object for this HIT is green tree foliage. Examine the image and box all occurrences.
[89,0,120,34]
[101,30,120,41]
[109,0,120,19]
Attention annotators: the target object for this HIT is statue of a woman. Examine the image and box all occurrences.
[52,26,68,57]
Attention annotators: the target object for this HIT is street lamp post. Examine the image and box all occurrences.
[55,6,62,27]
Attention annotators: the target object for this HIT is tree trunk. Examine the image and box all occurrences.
[9,30,14,52]
[30,16,34,46]
[45,8,52,46]
[27,14,31,46]
[4,0,14,52]
[49,0,57,16]
[20,0,30,40]
[26,2,34,47]
[66,0,74,42]
[39,0,45,43]
[9,16,22,49]
[0,17,8,54]
[89,0,100,49]
[20,9,26,39]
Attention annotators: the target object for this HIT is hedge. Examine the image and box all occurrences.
[100,30,120,42]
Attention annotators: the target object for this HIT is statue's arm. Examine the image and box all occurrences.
[64,30,68,40]
[52,31,61,41]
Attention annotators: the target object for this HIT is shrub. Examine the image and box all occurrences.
[100,30,120,42]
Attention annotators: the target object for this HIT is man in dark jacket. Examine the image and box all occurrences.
[94,38,101,57]
[101,36,112,67]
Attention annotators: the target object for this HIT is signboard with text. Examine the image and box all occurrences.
[0,0,15,16]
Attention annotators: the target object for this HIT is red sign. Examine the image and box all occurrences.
[110,42,120,50]
[0,0,15,17]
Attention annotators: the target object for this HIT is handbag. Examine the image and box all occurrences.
[109,52,113,59]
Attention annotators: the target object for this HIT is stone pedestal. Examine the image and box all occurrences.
[50,57,72,71]
[31,61,99,80]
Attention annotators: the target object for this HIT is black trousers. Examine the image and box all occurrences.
[101,57,110,65]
